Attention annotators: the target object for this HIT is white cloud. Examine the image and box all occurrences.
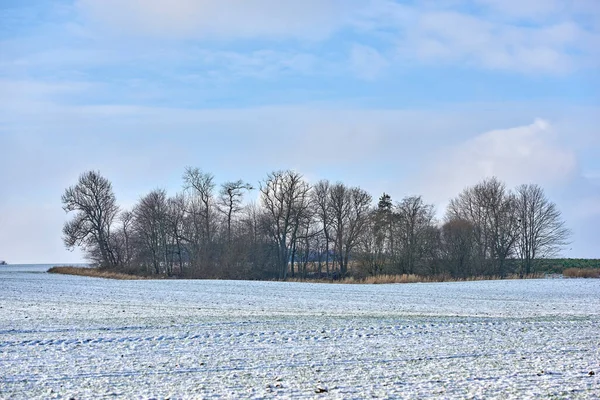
[473,0,600,21]
[0,80,93,99]
[402,11,596,73]
[5,0,594,83]
[573,196,600,218]
[350,44,390,80]
[417,119,578,205]
[76,0,355,40]
[190,49,321,79]
[473,0,566,19]
[355,0,600,74]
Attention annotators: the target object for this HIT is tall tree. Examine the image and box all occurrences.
[515,184,571,275]
[183,167,216,273]
[133,189,169,275]
[167,194,187,275]
[115,209,135,269]
[441,218,475,277]
[61,167,573,281]
[447,178,520,276]
[373,193,394,274]
[62,170,119,267]
[218,180,253,243]
[329,183,372,277]
[478,178,520,276]
[311,180,333,278]
[395,195,436,274]
[260,170,311,279]
[447,184,491,274]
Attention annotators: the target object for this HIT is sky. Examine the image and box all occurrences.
[0,0,599,264]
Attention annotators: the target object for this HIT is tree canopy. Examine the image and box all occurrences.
[62,169,571,279]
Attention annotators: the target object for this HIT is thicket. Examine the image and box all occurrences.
[61,170,573,281]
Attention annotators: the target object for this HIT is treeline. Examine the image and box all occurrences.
[62,169,571,280]
[528,259,600,274]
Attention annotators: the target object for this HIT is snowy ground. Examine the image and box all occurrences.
[1,265,599,399]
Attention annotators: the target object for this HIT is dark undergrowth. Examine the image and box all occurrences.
[48,266,547,283]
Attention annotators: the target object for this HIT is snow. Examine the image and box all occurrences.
[1,265,599,399]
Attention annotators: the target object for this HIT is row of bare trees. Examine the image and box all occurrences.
[62,170,570,279]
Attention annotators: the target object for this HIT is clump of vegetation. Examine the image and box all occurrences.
[49,266,550,283]
[532,259,600,274]
[61,170,574,281]
[563,268,600,278]
[47,266,149,280]
[287,273,544,284]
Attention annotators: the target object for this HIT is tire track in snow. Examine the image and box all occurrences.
[0,318,595,349]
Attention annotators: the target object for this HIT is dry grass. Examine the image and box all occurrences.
[47,266,149,280]
[357,274,435,284]
[286,272,544,284]
[48,266,549,283]
[563,268,600,278]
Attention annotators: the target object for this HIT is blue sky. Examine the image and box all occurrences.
[0,0,599,263]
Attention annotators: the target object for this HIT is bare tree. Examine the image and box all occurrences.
[291,209,317,279]
[167,194,187,275]
[117,209,135,269]
[447,184,492,274]
[478,178,520,276]
[311,180,333,278]
[218,180,253,243]
[515,184,571,275]
[373,193,395,274]
[441,218,475,277]
[62,171,119,267]
[62,167,573,281]
[133,189,169,275]
[240,201,276,279]
[183,167,216,273]
[354,208,381,276]
[447,178,519,276]
[260,170,311,280]
[329,183,372,277]
[394,196,436,274]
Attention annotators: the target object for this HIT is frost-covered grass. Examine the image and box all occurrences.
[1,265,599,399]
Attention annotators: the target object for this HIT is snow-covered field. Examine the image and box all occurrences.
[1,265,598,399]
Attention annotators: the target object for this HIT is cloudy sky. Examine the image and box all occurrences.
[0,0,599,263]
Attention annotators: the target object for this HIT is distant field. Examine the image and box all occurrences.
[1,266,599,399]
